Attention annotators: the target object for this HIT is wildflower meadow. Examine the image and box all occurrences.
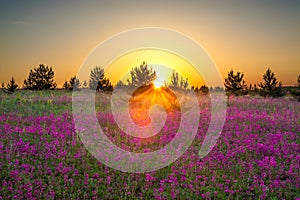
[0,90,299,199]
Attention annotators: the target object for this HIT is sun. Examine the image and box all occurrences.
[153,72,167,89]
[153,80,163,89]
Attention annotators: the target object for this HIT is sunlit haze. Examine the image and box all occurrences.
[105,49,205,87]
[0,1,299,87]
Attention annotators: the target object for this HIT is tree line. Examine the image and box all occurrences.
[224,68,300,100]
[1,62,300,100]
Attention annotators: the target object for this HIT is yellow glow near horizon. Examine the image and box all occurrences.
[105,49,205,87]
[153,80,163,88]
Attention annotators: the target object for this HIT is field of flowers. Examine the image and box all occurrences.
[0,90,299,199]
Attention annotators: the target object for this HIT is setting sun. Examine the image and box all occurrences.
[153,80,163,89]
[104,49,206,88]
[129,83,180,126]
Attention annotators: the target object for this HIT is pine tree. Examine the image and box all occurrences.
[6,77,18,93]
[169,70,189,90]
[127,61,156,88]
[170,70,179,88]
[180,77,189,90]
[69,76,80,90]
[259,68,284,97]
[89,66,104,90]
[89,66,112,92]
[63,76,80,90]
[224,69,247,95]
[63,81,70,90]
[24,64,57,90]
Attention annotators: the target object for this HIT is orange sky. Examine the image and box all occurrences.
[105,49,205,87]
[0,1,299,87]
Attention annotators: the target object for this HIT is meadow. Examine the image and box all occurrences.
[0,90,299,199]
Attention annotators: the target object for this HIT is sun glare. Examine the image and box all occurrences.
[105,49,205,87]
[153,80,163,89]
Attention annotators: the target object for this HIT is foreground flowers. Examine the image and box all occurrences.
[0,93,299,199]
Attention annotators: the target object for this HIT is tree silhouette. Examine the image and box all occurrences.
[89,66,104,89]
[97,77,113,92]
[200,85,209,94]
[191,86,198,92]
[4,77,18,93]
[23,64,57,90]
[277,74,299,101]
[127,61,156,87]
[170,70,179,88]
[63,81,70,90]
[89,66,112,92]
[82,80,88,88]
[180,77,189,90]
[169,70,189,90]
[64,76,80,90]
[297,75,300,101]
[224,69,246,95]
[69,76,80,90]
[259,68,283,97]
[115,80,126,88]
[247,84,259,96]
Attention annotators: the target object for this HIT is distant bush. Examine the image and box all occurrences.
[246,84,259,96]
[298,75,300,101]
[191,85,209,95]
[289,75,300,101]
[63,76,81,91]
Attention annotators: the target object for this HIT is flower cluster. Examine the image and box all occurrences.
[0,93,299,199]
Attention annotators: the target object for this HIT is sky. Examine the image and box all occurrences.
[0,0,299,87]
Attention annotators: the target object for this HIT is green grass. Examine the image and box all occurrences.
[0,90,72,116]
